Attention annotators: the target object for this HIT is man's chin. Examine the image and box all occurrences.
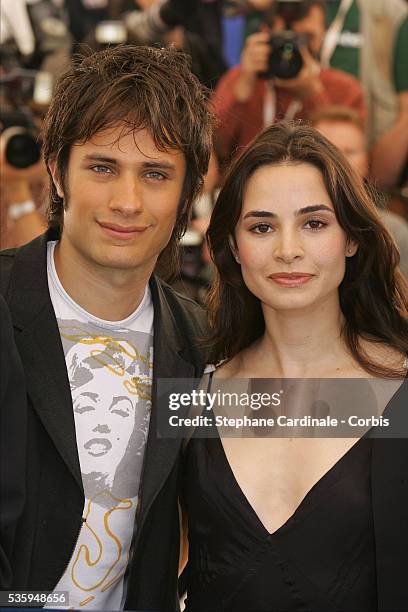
[91,247,159,272]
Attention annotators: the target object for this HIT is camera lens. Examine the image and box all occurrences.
[268,37,303,79]
[5,132,41,168]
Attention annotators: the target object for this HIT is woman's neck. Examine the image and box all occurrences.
[248,296,352,378]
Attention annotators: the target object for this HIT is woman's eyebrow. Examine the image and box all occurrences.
[243,204,334,220]
[243,210,277,219]
[296,205,335,216]
[111,396,133,408]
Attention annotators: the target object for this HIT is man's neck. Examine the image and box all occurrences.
[53,239,153,321]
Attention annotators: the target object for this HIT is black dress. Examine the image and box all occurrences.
[182,374,378,611]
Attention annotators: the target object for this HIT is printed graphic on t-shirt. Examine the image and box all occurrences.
[48,321,153,610]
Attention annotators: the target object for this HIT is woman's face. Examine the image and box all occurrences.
[233,162,357,314]
[72,365,136,478]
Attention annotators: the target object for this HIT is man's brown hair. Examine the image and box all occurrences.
[41,44,213,277]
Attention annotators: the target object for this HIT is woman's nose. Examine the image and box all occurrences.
[273,228,304,263]
[93,423,111,434]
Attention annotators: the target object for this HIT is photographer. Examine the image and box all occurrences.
[212,0,366,162]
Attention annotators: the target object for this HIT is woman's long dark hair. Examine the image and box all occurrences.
[206,122,408,378]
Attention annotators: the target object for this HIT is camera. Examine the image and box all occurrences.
[264,30,309,80]
[0,70,51,168]
[260,0,310,80]
[0,112,40,169]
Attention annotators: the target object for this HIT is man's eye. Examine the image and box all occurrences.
[90,165,112,174]
[305,219,326,230]
[251,224,273,234]
[145,171,166,181]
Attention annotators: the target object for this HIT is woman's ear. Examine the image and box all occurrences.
[48,160,64,198]
[229,235,240,264]
[346,239,359,257]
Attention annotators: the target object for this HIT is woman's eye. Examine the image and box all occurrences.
[251,224,273,234]
[112,408,130,418]
[305,219,326,230]
[74,404,95,414]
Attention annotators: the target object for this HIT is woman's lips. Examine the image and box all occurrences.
[98,222,148,241]
[84,438,112,457]
[268,273,314,287]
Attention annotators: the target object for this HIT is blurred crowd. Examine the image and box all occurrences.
[1,0,408,295]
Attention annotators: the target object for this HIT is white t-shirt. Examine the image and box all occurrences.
[45,241,154,610]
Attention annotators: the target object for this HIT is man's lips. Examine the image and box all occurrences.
[98,221,149,240]
[268,273,314,287]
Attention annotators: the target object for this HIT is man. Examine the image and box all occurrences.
[0,44,212,610]
[212,0,366,162]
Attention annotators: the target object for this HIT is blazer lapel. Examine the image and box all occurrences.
[137,277,199,527]
[7,232,83,490]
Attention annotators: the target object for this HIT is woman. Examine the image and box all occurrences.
[181,122,408,611]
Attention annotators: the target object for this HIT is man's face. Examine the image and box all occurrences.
[52,125,186,275]
[314,120,369,178]
[271,4,326,56]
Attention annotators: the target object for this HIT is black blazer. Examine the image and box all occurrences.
[0,230,207,611]
[0,295,27,589]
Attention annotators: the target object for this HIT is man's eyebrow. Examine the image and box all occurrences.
[243,205,335,220]
[82,154,177,170]
[83,154,119,164]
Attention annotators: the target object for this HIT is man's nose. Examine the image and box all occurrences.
[109,173,144,216]
[93,423,111,434]
[273,228,304,263]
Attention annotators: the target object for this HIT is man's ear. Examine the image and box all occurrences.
[346,239,359,257]
[48,160,64,198]
[229,235,240,264]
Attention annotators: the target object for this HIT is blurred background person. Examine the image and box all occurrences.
[212,0,366,164]
[370,84,408,219]
[322,0,408,145]
[125,0,226,87]
[310,105,408,278]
